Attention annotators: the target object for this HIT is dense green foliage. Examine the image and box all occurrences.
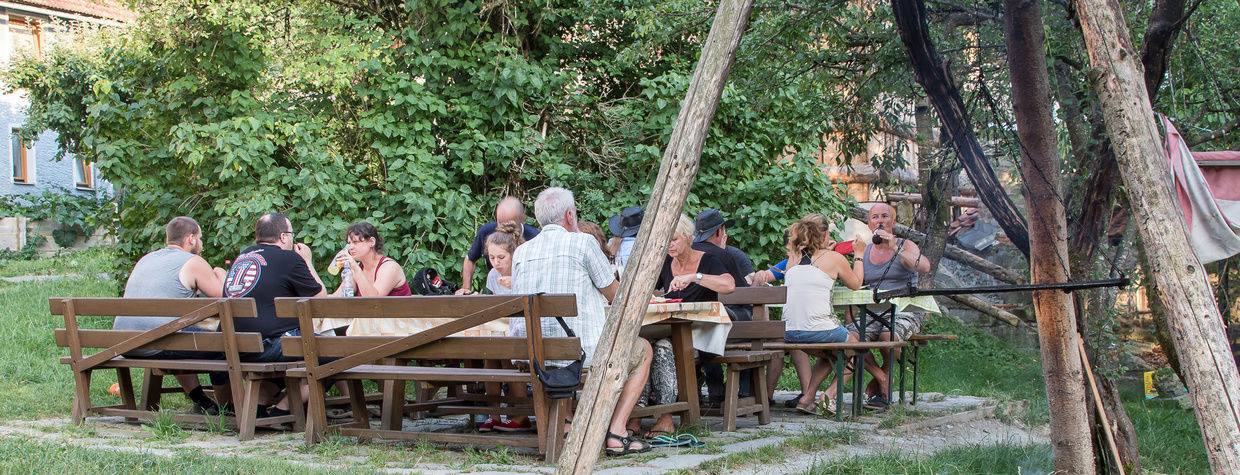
[3,0,918,287]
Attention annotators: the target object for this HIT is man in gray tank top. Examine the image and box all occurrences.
[845,203,930,410]
[112,216,228,413]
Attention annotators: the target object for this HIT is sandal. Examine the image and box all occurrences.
[783,393,805,409]
[818,397,837,416]
[604,431,652,456]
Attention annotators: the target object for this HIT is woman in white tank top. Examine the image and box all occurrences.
[782,214,862,415]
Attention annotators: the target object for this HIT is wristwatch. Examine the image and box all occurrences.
[695,272,703,283]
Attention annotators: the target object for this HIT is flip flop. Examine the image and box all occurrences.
[796,400,818,415]
[649,434,706,448]
[817,397,837,417]
[783,393,806,409]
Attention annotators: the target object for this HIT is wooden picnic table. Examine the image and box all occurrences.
[832,287,941,413]
[335,299,731,427]
[630,300,731,425]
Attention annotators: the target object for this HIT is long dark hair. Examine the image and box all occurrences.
[346,221,385,254]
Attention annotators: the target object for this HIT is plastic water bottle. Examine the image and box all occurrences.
[340,264,355,297]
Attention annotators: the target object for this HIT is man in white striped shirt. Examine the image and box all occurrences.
[512,187,654,455]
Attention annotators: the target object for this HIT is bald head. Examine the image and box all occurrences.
[867,203,896,232]
[496,196,525,224]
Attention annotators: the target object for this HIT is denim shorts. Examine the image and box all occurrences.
[785,326,850,343]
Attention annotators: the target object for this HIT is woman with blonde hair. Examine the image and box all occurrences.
[631,214,735,438]
[782,213,862,415]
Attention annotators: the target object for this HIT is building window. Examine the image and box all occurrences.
[74,158,93,189]
[9,15,43,60]
[11,129,32,184]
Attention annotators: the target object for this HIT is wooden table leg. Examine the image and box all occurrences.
[669,321,701,425]
[853,305,866,416]
[381,358,407,431]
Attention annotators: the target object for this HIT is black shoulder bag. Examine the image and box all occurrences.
[531,315,585,399]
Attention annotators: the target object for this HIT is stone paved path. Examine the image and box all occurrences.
[0,391,1048,473]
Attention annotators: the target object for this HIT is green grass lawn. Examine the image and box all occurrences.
[0,276,121,420]
[0,246,117,278]
[0,436,361,474]
[806,442,1052,474]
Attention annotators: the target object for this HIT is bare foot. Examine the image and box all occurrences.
[644,416,675,438]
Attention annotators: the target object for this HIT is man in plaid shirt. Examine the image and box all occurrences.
[512,187,654,455]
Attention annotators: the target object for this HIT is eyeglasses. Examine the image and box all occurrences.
[282,230,296,238]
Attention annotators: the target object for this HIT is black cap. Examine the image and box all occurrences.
[693,208,736,243]
[608,206,644,238]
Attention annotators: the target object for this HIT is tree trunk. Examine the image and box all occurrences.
[1138,237,1185,381]
[890,0,1031,260]
[1075,0,1240,471]
[1073,220,1144,473]
[913,100,957,285]
[1004,0,1093,471]
[1068,0,1198,381]
[554,0,755,472]
[1140,0,1194,103]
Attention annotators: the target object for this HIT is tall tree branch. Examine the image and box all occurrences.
[1186,116,1240,147]
[891,0,1031,259]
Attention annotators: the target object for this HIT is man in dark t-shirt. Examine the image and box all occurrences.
[456,196,539,294]
[216,212,325,414]
[223,213,325,338]
[692,209,755,321]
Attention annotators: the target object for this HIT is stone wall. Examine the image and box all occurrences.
[0,216,113,255]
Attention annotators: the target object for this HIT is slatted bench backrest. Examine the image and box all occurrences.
[274,294,581,366]
[718,286,787,320]
[51,298,263,357]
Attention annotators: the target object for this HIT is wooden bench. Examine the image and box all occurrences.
[719,286,787,321]
[724,319,909,421]
[899,334,958,404]
[276,294,581,462]
[710,287,789,430]
[704,320,783,431]
[51,298,303,440]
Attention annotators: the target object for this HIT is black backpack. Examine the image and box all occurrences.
[411,267,459,295]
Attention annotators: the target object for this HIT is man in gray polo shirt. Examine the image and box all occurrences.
[112,216,228,413]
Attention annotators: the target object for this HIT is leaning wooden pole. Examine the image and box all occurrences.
[554,1,756,473]
[1074,0,1240,472]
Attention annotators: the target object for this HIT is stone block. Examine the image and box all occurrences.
[0,216,27,250]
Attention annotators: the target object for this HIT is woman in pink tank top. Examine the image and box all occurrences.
[331,222,411,296]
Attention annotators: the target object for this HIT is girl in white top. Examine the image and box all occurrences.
[782,214,862,415]
[479,221,530,432]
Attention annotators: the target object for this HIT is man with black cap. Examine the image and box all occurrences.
[692,209,755,321]
[691,208,756,402]
[607,206,643,272]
